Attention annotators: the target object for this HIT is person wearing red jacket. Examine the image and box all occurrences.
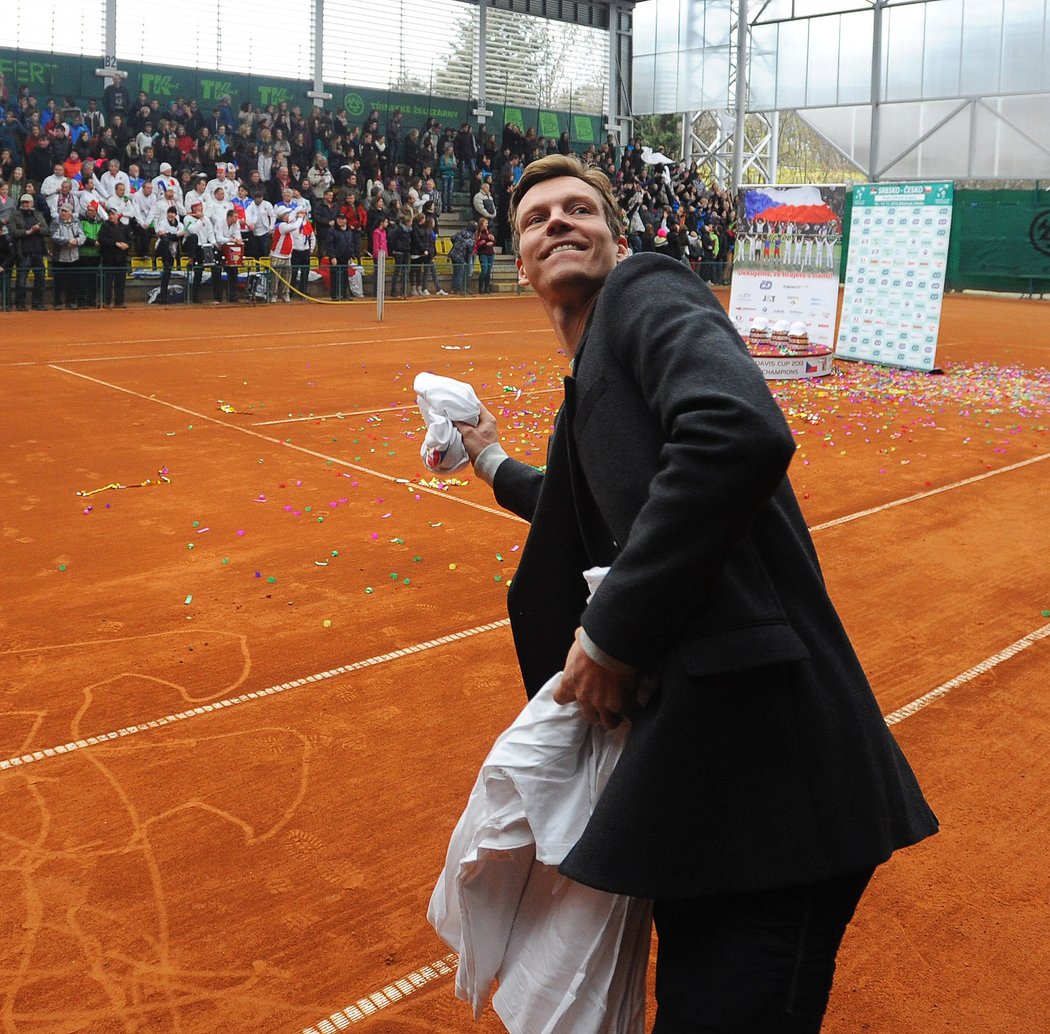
[340,191,368,261]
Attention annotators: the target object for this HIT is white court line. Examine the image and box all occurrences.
[3,325,552,367]
[0,619,510,772]
[809,452,1050,533]
[300,618,1050,1030]
[48,364,525,524]
[251,387,562,427]
[883,622,1050,726]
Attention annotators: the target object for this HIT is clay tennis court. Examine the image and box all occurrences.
[1,288,1047,1033]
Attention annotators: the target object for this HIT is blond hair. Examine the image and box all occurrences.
[508,153,622,255]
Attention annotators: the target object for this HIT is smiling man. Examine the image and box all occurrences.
[455,154,937,1033]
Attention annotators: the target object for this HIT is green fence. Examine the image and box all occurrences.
[841,187,1050,295]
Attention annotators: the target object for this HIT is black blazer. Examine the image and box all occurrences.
[493,254,937,899]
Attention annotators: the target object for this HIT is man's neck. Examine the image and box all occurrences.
[544,296,598,358]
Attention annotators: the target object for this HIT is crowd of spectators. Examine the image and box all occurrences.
[1,71,737,309]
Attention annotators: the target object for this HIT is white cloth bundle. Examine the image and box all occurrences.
[414,372,481,473]
[428,568,652,1034]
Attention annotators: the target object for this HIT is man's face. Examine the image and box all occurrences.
[514,175,627,302]
[115,183,125,196]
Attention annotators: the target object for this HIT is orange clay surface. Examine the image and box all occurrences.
[1,289,1048,1034]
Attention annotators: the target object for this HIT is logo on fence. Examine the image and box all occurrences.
[344,92,365,117]
[1029,210,1050,258]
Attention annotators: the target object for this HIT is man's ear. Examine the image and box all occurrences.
[516,257,529,287]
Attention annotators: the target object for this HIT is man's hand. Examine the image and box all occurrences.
[454,402,499,466]
[554,629,641,730]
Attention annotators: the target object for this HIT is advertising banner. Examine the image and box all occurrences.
[0,48,601,144]
[728,184,846,349]
[835,181,954,372]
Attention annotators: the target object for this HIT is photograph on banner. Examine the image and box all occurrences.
[835,182,954,373]
[728,185,846,349]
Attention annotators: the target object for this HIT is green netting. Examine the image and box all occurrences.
[840,188,1050,295]
[947,189,1050,294]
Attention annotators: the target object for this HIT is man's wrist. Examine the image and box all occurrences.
[474,442,509,486]
[579,628,637,675]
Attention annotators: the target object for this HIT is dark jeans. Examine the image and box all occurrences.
[222,264,240,302]
[77,257,99,306]
[652,868,875,1033]
[390,252,409,296]
[158,254,176,303]
[16,253,47,308]
[291,249,311,296]
[330,257,349,300]
[477,253,494,293]
[189,260,222,303]
[53,262,79,307]
[102,262,128,306]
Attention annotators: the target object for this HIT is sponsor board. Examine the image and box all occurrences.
[835,181,953,372]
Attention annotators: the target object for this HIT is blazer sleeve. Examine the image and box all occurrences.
[492,457,545,524]
[578,254,798,672]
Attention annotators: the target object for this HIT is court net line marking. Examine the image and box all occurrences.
[48,364,525,524]
[295,617,1048,1032]
[0,619,511,773]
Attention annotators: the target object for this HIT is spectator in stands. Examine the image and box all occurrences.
[99,158,130,200]
[12,192,49,310]
[133,180,159,257]
[422,215,446,295]
[448,221,475,295]
[312,187,337,260]
[139,146,159,180]
[0,215,14,311]
[246,188,275,262]
[341,190,367,262]
[306,154,333,199]
[370,215,388,297]
[269,205,298,303]
[153,204,185,304]
[327,210,356,300]
[50,201,84,306]
[215,208,244,303]
[25,132,53,183]
[98,203,132,307]
[474,215,495,294]
[183,198,222,304]
[438,144,456,214]
[473,179,496,229]
[387,211,411,298]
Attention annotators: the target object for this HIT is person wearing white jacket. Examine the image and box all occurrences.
[183,200,222,303]
[107,183,136,226]
[269,205,300,303]
[41,164,68,200]
[206,185,235,237]
[48,179,81,221]
[151,162,182,203]
[206,163,239,204]
[245,190,275,261]
[98,159,131,200]
[183,177,210,217]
